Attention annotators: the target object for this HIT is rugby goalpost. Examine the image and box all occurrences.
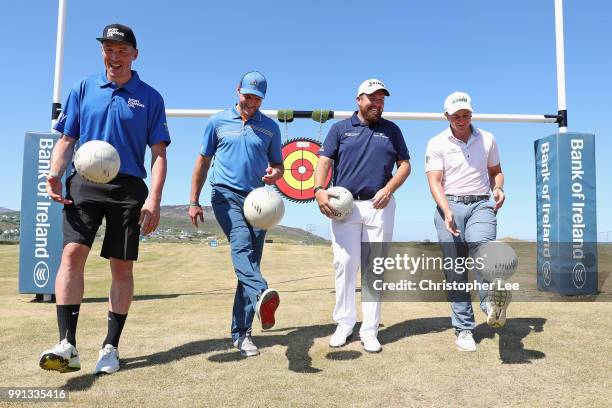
[21,0,595,299]
[50,0,568,129]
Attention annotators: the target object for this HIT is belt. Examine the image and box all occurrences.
[446,194,490,204]
[213,184,250,196]
[353,193,375,200]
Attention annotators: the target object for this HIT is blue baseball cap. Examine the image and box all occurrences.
[239,71,267,99]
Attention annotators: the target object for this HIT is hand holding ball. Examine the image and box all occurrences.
[326,186,354,220]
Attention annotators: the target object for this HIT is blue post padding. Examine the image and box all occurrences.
[534,132,598,295]
[19,132,65,294]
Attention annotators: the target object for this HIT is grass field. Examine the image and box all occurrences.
[1,243,611,407]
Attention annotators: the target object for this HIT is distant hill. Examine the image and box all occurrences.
[0,207,15,214]
[158,205,327,245]
[0,205,328,245]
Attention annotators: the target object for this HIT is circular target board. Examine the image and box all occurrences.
[274,138,332,202]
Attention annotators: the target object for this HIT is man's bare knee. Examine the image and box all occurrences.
[110,258,134,281]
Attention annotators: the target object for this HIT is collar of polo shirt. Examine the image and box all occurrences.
[98,70,141,93]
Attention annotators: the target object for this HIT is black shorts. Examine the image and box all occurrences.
[63,172,148,260]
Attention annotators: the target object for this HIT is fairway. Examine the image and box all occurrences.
[1,243,610,407]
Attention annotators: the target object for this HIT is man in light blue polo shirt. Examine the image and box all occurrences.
[189,71,283,357]
[314,79,411,353]
[40,24,170,375]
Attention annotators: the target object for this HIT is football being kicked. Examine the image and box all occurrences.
[243,187,285,230]
[74,140,120,183]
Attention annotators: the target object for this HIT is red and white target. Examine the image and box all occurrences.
[274,138,332,202]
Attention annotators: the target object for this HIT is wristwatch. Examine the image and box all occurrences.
[313,186,324,194]
[493,186,504,192]
[189,201,201,207]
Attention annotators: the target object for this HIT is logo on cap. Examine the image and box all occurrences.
[107,28,125,37]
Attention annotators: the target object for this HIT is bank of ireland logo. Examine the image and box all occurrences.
[542,261,551,286]
[572,262,586,289]
[33,261,50,288]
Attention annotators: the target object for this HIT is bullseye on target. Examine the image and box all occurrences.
[274,138,332,202]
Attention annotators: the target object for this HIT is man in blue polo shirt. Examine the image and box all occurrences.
[188,71,283,357]
[314,79,411,353]
[39,24,170,375]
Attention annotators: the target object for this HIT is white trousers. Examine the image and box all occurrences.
[330,196,395,337]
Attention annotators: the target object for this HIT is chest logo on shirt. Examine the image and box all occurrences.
[446,147,462,155]
[127,98,145,109]
[343,132,360,137]
[373,132,388,139]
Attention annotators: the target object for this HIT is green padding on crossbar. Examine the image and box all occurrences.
[277,110,294,122]
[311,110,330,123]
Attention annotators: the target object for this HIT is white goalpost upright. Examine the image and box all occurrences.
[51,0,67,131]
[554,0,568,133]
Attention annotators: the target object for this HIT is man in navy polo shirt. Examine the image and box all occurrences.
[314,79,411,353]
[188,71,283,357]
[39,24,170,375]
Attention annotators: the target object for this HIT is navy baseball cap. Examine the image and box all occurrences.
[239,71,267,99]
[97,24,137,49]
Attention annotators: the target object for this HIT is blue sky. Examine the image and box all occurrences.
[1,0,610,241]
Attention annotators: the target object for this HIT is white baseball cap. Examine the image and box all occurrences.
[357,79,390,97]
[444,91,473,115]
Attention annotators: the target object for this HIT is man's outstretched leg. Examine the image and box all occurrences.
[39,243,89,373]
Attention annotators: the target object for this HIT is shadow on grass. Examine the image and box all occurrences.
[325,350,362,360]
[81,291,234,303]
[474,317,547,364]
[62,317,545,391]
[64,337,232,391]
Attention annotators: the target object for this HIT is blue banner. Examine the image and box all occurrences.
[19,132,65,294]
[534,132,598,295]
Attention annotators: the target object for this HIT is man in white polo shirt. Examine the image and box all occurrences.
[425,91,511,352]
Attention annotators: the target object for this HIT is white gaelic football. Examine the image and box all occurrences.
[327,186,354,220]
[74,140,120,184]
[472,241,518,283]
[244,187,285,230]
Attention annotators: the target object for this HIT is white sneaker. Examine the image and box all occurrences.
[233,335,259,357]
[94,344,120,375]
[455,330,476,352]
[486,289,513,328]
[39,339,81,373]
[360,335,382,353]
[329,326,353,348]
